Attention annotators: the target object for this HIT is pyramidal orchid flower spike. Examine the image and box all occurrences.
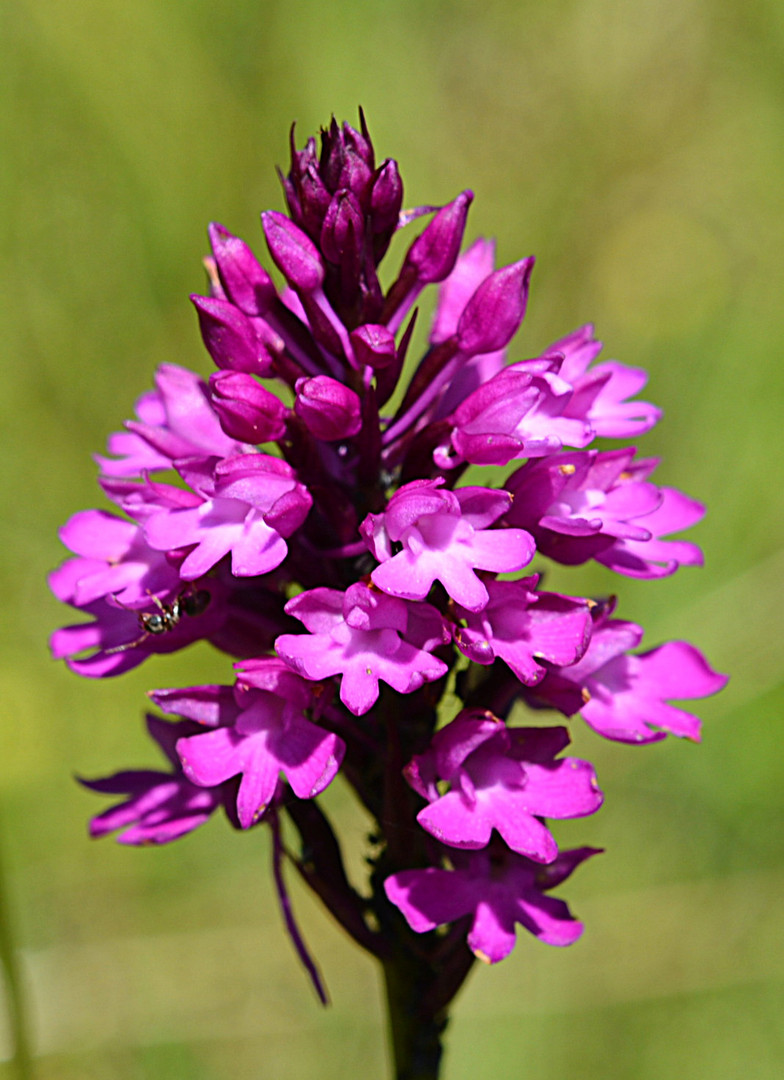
[50,113,727,1080]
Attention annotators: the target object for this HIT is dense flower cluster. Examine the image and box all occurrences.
[51,116,725,991]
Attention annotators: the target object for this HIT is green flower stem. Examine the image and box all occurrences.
[383,951,449,1080]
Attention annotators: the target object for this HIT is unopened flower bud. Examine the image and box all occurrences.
[284,130,331,238]
[456,257,535,357]
[209,371,287,444]
[405,190,473,284]
[320,192,364,267]
[350,324,397,370]
[191,295,275,376]
[370,159,404,237]
[294,375,362,441]
[262,211,324,293]
[321,118,375,195]
[208,223,277,315]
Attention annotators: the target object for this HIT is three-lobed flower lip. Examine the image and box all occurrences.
[405,712,603,863]
[275,583,450,715]
[361,480,535,612]
[504,449,705,578]
[385,844,602,961]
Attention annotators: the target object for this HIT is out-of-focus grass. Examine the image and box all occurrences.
[2,0,783,1076]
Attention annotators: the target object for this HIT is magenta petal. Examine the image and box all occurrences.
[338,664,382,714]
[177,726,277,829]
[418,791,494,849]
[515,891,585,947]
[283,588,345,634]
[59,510,136,560]
[429,714,502,778]
[514,760,603,819]
[235,750,280,829]
[578,633,727,743]
[281,723,344,799]
[467,526,534,574]
[468,897,518,963]
[370,548,441,602]
[635,641,728,699]
[384,867,479,932]
[149,685,237,727]
[276,630,347,681]
[177,727,242,788]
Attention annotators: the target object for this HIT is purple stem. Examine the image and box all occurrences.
[270,811,329,1005]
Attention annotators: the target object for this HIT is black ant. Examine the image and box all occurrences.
[105,588,211,653]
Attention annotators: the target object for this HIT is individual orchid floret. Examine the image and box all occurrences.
[49,574,217,679]
[385,844,601,961]
[143,452,312,579]
[50,509,183,608]
[50,493,293,675]
[208,371,288,444]
[275,582,449,716]
[530,616,728,743]
[96,363,250,477]
[546,324,662,438]
[405,712,602,861]
[171,662,345,829]
[80,715,227,845]
[504,449,704,578]
[361,480,534,612]
[443,360,594,468]
[48,565,284,679]
[294,375,362,441]
[401,191,473,284]
[452,576,592,684]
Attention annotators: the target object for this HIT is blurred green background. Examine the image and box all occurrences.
[2,0,783,1076]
